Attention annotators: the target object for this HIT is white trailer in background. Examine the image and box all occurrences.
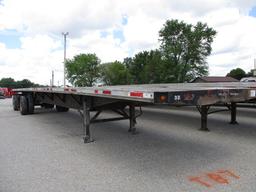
[12,82,256,143]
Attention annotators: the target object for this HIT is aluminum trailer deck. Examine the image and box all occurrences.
[13,82,256,143]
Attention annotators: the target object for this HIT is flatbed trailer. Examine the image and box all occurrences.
[12,82,256,143]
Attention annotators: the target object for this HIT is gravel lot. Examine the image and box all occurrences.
[1,98,256,192]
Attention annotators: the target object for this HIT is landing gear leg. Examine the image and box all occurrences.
[230,102,238,125]
[83,98,94,143]
[199,105,210,131]
[128,105,137,134]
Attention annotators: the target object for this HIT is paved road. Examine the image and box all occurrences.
[1,98,256,192]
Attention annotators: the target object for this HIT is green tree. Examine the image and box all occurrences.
[100,61,129,85]
[247,71,253,77]
[226,68,246,80]
[159,19,217,82]
[0,77,16,88]
[0,77,39,88]
[125,50,165,84]
[16,79,34,88]
[126,51,149,84]
[123,57,133,83]
[143,50,164,83]
[65,53,100,87]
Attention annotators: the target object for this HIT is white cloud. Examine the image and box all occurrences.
[0,35,63,84]
[204,8,256,75]
[122,13,162,53]
[0,0,123,35]
[0,0,256,85]
[69,31,128,63]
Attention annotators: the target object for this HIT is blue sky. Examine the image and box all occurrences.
[113,30,125,43]
[100,16,127,42]
[0,29,21,49]
[249,6,256,17]
[100,28,125,43]
[113,16,127,43]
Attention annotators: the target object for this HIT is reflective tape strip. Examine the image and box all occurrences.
[143,93,154,99]
[103,90,111,95]
[129,91,153,99]
[250,90,256,97]
[130,92,143,97]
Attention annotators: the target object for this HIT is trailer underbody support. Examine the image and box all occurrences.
[82,98,93,143]
[197,102,238,131]
[128,104,137,134]
[230,102,238,124]
[199,105,210,131]
[79,98,140,143]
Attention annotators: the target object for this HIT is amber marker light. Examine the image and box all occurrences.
[160,95,167,103]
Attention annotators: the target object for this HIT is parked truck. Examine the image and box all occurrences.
[0,87,14,98]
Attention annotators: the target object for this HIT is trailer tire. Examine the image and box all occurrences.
[12,95,20,111]
[56,105,69,112]
[27,94,34,114]
[20,95,28,115]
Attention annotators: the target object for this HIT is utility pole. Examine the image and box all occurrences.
[51,70,54,87]
[62,32,69,87]
[253,58,256,77]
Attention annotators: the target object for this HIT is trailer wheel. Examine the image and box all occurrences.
[56,105,69,112]
[12,95,20,111]
[27,94,34,114]
[20,96,28,115]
